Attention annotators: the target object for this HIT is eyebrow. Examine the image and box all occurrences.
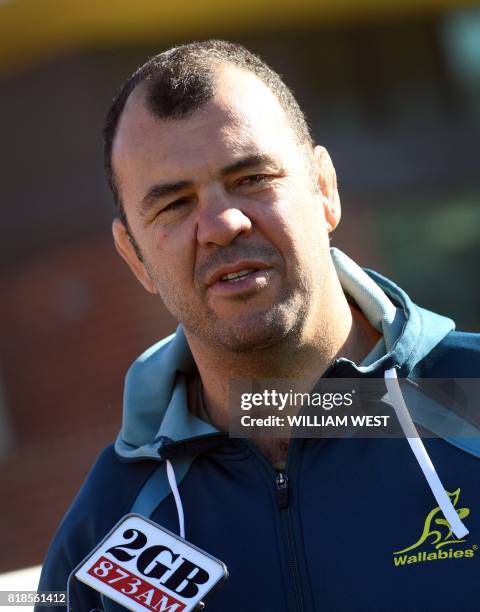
[140,179,193,216]
[219,153,278,177]
[139,153,278,216]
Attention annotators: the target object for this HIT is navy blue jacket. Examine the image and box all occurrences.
[37,251,480,611]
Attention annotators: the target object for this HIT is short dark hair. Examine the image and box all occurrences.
[103,39,314,222]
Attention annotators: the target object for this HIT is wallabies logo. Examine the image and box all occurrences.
[393,489,477,566]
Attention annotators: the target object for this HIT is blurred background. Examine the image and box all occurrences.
[0,0,479,583]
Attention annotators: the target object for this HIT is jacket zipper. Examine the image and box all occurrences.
[238,439,307,612]
[276,470,305,612]
[275,471,289,509]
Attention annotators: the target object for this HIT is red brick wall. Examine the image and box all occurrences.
[0,236,176,572]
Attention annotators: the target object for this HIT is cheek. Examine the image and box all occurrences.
[263,188,327,259]
[144,224,197,289]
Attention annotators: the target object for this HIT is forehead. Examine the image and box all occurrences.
[112,66,299,191]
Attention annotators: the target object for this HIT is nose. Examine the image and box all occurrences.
[196,186,253,247]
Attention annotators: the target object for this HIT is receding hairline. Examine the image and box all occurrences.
[104,41,316,220]
[111,61,314,200]
[115,60,301,143]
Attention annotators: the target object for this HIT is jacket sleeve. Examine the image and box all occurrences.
[35,445,157,612]
[35,446,116,612]
[35,515,103,612]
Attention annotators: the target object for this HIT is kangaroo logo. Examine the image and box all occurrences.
[394,489,470,555]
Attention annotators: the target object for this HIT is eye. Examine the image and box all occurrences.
[160,197,191,214]
[237,174,269,187]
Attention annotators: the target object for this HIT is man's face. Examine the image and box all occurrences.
[112,65,339,352]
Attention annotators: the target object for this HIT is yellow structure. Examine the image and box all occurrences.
[0,0,477,74]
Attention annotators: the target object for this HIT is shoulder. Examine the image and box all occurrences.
[37,444,157,594]
[57,444,157,545]
[413,330,480,377]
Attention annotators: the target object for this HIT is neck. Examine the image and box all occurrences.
[185,273,381,433]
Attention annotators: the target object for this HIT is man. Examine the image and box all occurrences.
[38,40,480,611]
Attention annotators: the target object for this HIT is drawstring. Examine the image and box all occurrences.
[384,368,469,539]
[166,459,186,539]
[165,370,469,541]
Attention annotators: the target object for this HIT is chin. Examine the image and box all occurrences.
[202,303,305,353]
[217,327,288,352]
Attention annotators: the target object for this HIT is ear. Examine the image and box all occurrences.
[314,146,341,233]
[112,218,157,294]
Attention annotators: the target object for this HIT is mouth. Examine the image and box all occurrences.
[206,261,273,296]
[206,261,271,287]
[220,268,258,283]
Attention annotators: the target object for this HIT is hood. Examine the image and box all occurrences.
[115,247,455,461]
